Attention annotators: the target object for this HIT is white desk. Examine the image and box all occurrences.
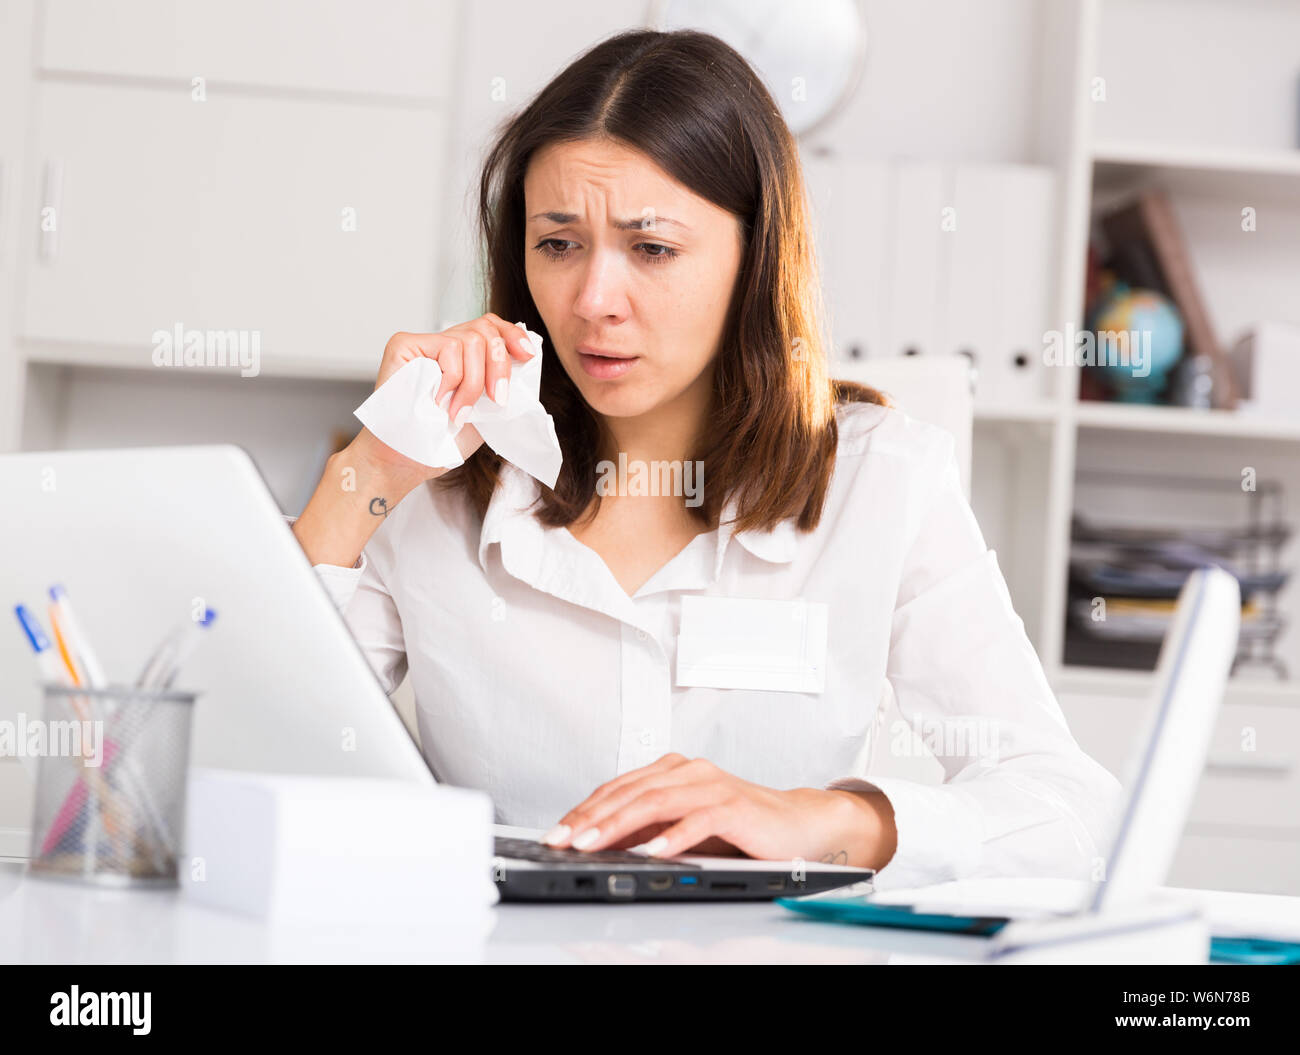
[3,860,1299,964]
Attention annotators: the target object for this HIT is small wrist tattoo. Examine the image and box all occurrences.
[368,496,390,517]
[819,849,848,865]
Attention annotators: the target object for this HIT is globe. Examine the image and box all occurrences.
[1086,283,1185,403]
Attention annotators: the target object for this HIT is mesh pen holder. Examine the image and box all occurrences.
[28,681,199,887]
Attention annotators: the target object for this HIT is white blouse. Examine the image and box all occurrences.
[304,401,1124,892]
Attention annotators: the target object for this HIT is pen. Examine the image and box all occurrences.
[108,606,215,763]
[95,607,217,857]
[16,605,89,852]
[15,602,125,857]
[46,602,86,690]
[48,583,107,688]
[14,603,72,689]
[134,607,217,690]
[52,586,187,865]
[13,603,75,792]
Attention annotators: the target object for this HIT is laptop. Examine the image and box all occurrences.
[778,564,1243,951]
[0,445,872,900]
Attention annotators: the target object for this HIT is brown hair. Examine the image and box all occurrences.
[438,28,890,533]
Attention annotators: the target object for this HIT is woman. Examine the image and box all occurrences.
[291,28,1123,890]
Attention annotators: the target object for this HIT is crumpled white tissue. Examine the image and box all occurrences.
[353,322,562,489]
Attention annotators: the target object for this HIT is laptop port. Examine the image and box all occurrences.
[708,881,748,893]
[574,876,595,891]
[766,878,785,891]
[608,874,637,898]
[648,876,673,892]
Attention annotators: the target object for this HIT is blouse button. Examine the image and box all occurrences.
[635,628,648,641]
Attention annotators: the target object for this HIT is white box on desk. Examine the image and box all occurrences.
[181,767,496,924]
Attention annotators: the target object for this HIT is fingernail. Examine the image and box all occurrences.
[632,836,668,857]
[542,824,570,846]
[571,828,600,851]
[453,405,472,430]
[494,378,508,405]
[489,338,507,362]
[437,391,452,411]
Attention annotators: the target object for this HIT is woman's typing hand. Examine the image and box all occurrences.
[541,754,899,872]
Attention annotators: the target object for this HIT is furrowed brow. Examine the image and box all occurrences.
[527,210,689,232]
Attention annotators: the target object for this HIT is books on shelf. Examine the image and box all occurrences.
[1099,189,1240,409]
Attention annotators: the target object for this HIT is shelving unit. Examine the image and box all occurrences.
[805,0,1300,891]
[804,2,1278,711]
[1074,401,1300,442]
[900,0,1300,706]
[1068,0,1300,705]
[1001,0,1300,892]
[1093,140,1300,204]
[1054,663,1300,704]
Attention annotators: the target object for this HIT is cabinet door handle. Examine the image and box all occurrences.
[1205,756,1293,777]
[40,160,63,261]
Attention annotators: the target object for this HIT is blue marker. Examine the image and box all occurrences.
[14,604,71,687]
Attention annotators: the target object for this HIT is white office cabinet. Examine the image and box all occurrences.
[40,0,458,101]
[21,81,443,371]
[1185,702,1300,832]
[1168,831,1300,897]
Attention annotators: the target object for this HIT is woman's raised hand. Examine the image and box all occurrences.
[359,313,538,481]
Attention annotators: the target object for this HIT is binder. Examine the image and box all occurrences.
[990,165,1055,406]
[886,161,945,360]
[938,164,1055,408]
[803,155,892,363]
[942,164,1003,394]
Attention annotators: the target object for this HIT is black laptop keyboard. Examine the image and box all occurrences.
[494,836,700,870]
